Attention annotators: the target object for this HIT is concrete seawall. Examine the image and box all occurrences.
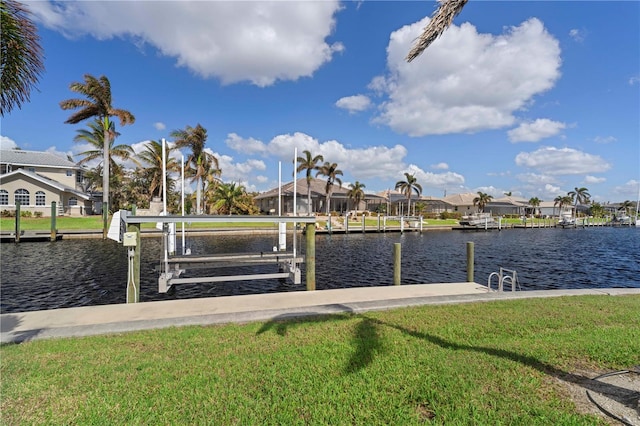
[2,284,638,344]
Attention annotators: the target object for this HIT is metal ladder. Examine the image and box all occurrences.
[488,267,521,292]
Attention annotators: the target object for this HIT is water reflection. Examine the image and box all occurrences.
[1,227,638,313]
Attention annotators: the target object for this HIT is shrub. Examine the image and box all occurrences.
[1,209,15,218]
[20,210,33,218]
[440,211,462,220]
[34,211,43,218]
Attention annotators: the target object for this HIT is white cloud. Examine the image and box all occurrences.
[544,183,562,196]
[628,75,639,86]
[516,172,560,185]
[210,150,266,184]
[569,28,586,42]
[335,95,372,113]
[508,118,566,142]
[404,164,465,190]
[45,146,74,162]
[612,180,640,197]
[584,175,606,184]
[515,146,611,175]
[431,162,449,170]
[226,133,267,155]
[371,18,561,136]
[0,135,18,150]
[29,1,343,87]
[154,122,166,131]
[593,135,617,144]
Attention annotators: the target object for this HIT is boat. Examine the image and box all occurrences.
[558,210,576,228]
[459,212,497,228]
[635,190,640,227]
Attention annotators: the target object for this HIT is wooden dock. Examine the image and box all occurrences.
[0,231,62,243]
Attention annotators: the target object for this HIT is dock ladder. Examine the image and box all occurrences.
[488,268,521,292]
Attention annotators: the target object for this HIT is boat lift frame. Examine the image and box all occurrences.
[117,211,317,303]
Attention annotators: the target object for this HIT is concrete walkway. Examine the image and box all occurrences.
[2,284,639,344]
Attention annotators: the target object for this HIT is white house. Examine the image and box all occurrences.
[0,150,93,216]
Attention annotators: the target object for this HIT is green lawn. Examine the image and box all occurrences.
[1,216,461,232]
[2,295,638,424]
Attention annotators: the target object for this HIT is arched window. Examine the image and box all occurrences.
[0,190,8,205]
[36,191,46,206]
[14,189,29,206]
[68,197,78,206]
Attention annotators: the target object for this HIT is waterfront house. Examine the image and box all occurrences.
[441,193,481,216]
[0,150,94,216]
[486,196,529,217]
[254,177,386,215]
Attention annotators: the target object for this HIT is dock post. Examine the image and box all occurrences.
[50,202,57,241]
[305,223,316,291]
[126,223,141,303]
[393,243,401,285]
[15,202,20,243]
[466,242,474,282]
[362,214,365,233]
[377,214,381,232]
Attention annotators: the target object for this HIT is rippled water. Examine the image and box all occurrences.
[1,227,638,313]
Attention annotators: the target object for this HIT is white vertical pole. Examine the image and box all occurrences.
[162,138,167,215]
[293,148,297,217]
[278,162,286,250]
[181,154,185,255]
[293,148,297,259]
[278,161,282,216]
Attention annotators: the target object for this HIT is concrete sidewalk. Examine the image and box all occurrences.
[2,284,639,344]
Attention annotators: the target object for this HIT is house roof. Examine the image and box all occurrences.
[0,149,79,169]
[0,169,90,200]
[255,178,384,201]
[442,192,477,205]
[488,196,529,206]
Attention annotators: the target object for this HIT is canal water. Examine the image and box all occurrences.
[1,227,638,313]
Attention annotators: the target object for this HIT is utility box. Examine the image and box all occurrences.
[123,232,137,247]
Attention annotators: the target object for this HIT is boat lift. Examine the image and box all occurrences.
[110,211,318,303]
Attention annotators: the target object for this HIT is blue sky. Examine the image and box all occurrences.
[2,1,639,203]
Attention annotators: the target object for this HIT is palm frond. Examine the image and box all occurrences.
[406,0,468,62]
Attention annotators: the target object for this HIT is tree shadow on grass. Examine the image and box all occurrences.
[256,309,638,411]
[366,316,639,411]
[256,306,383,374]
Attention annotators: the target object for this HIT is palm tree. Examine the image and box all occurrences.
[553,195,563,217]
[568,187,590,217]
[171,124,219,214]
[528,197,541,217]
[296,150,324,214]
[74,118,137,169]
[202,167,223,214]
[589,201,605,218]
[395,173,422,216]
[316,162,343,215]
[60,74,135,237]
[211,182,251,215]
[406,0,469,62]
[473,192,493,213]
[554,195,574,218]
[1,0,44,116]
[347,181,366,212]
[137,140,178,200]
[619,200,634,217]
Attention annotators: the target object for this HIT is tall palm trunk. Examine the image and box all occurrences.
[196,177,202,215]
[102,118,110,237]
